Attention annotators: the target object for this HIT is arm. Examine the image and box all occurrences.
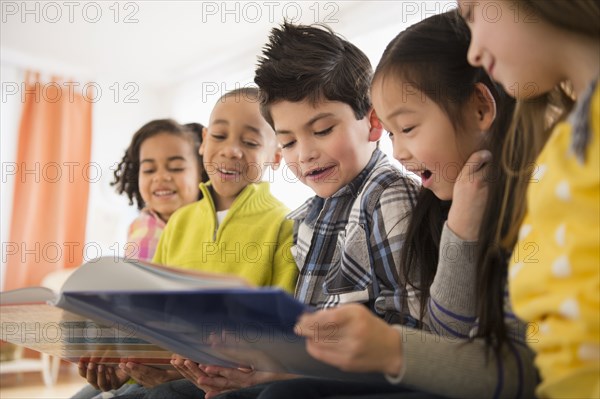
[423,150,492,335]
[368,177,418,321]
[270,218,299,294]
[423,223,480,337]
[296,303,537,399]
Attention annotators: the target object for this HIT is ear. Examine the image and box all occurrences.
[367,108,383,142]
[472,83,496,132]
[199,127,208,156]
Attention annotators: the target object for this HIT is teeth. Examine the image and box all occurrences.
[154,190,175,196]
[219,169,239,175]
[308,167,327,176]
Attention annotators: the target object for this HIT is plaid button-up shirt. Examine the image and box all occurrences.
[289,149,419,323]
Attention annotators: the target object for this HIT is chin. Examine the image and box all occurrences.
[430,188,452,201]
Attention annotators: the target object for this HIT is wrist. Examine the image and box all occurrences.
[384,325,403,376]
[446,217,478,241]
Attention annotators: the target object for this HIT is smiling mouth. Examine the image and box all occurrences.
[305,165,335,180]
[218,168,240,175]
[153,189,176,197]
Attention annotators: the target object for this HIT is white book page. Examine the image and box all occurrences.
[60,257,250,294]
[0,287,56,305]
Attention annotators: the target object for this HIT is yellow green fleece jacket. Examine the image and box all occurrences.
[153,182,298,293]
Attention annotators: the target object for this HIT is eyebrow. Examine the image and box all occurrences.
[275,112,335,135]
[211,120,261,135]
[387,107,417,119]
[140,156,187,164]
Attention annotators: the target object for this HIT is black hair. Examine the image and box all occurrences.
[374,10,518,351]
[255,22,372,127]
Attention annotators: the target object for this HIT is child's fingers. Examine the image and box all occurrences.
[96,364,111,392]
[86,362,100,389]
[77,361,87,379]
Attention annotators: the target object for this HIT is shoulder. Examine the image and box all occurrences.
[360,162,419,211]
[253,182,291,217]
[128,208,161,230]
[164,200,203,229]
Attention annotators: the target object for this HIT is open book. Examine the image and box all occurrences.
[0,257,381,381]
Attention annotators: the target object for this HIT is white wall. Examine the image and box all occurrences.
[0,62,173,288]
[84,80,172,260]
[0,64,23,290]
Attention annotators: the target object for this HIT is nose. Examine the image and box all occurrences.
[153,169,173,182]
[391,136,412,165]
[467,40,483,67]
[298,140,318,164]
[220,142,243,159]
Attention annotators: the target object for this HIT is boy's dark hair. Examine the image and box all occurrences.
[374,11,520,352]
[217,86,259,103]
[254,22,372,127]
[111,119,206,210]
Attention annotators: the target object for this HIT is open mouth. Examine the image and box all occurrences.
[420,169,433,187]
[218,168,240,175]
[305,165,335,180]
[153,189,176,197]
[217,168,241,181]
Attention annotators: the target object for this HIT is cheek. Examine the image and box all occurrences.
[137,175,152,201]
[281,153,301,176]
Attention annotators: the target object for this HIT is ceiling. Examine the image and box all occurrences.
[1,1,457,87]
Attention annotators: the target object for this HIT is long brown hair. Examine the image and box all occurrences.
[501,0,599,247]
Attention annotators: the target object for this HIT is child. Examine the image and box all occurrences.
[73,119,206,397]
[151,87,298,290]
[460,1,600,397]
[84,89,300,398]
[166,22,421,399]
[202,11,539,399]
[114,120,206,261]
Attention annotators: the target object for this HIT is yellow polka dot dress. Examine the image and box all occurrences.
[510,82,600,398]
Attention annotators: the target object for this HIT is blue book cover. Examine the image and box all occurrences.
[1,257,383,382]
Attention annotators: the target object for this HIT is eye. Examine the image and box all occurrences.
[401,126,415,134]
[141,169,155,174]
[281,140,296,149]
[387,130,394,138]
[243,141,260,148]
[211,133,226,140]
[314,126,334,136]
[169,168,185,173]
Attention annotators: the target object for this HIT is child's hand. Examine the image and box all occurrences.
[118,362,182,388]
[295,304,403,376]
[447,150,492,241]
[77,360,129,391]
[171,354,290,399]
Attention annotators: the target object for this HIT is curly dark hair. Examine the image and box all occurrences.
[111,119,206,209]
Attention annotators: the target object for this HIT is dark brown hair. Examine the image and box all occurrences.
[254,22,372,127]
[111,119,206,209]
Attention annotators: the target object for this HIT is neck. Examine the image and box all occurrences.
[209,186,234,211]
[561,33,600,96]
[156,211,170,224]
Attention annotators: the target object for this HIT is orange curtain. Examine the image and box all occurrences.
[4,72,92,290]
